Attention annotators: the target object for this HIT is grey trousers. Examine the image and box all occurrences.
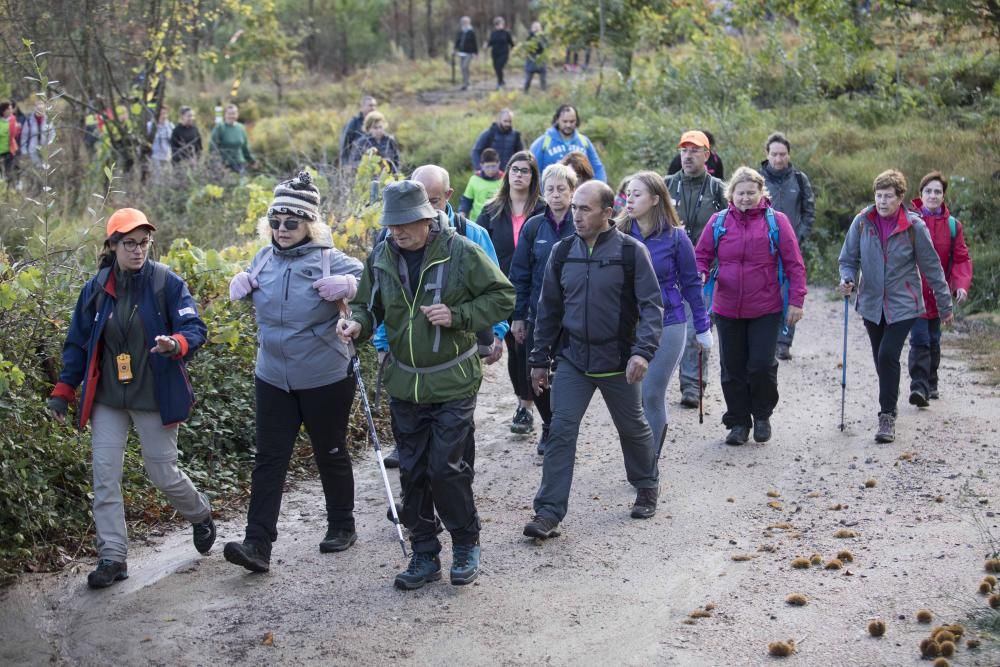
[458,53,473,87]
[641,321,687,455]
[678,301,710,397]
[533,361,658,523]
[91,404,211,562]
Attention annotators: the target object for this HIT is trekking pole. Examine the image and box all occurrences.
[839,294,850,432]
[373,353,388,414]
[339,303,408,557]
[698,348,704,425]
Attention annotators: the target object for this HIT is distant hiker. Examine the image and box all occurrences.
[509,162,578,456]
[665,130,727,409]
[460,147,504,220]
[523,180,664,540]
[667,129,725,180]
[907,171,972,404]
[170,106,203,164]
[530,104,607,182]
[0,101,18,182]
[373,164,510,468]
[470,108,524,171]
[338,180,515,589]
[760,132,816,360]
[454,16,479,91]
[46,208,213,589]
[695,166,807,446]
[209,103,255,174]
[486,16,514,90]
[619,171,712,453]
[223,172,363,574]
[19,99,54,166]
[559,150,594,185]
[350,111,401,174]
[838,169,952,443]
[476,150,547,436]
[339,95,377,166]
[523,21,548,92]
[147,106,174,180]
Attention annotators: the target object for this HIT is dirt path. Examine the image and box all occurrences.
[2,287,999,666]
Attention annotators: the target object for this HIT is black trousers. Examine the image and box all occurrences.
[392,396,480,553]
[908,317,942,396]
[715,312,783,428]
[864,316,916,416]
[525,322,552,426]
[505,330,534,402]
[245,375,356,553]
[492,54,509,85]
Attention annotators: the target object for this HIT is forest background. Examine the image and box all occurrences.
[0,0,997,582]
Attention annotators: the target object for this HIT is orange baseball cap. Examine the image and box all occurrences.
[106,208,156,237]
[677,130,710,149]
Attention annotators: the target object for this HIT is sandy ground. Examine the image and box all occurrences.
[2,287,999,667]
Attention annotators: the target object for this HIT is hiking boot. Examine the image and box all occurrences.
[874,413,896,443]
[383,446,400,469]
[385,502,404,524]
[908,390,929,408]
[536,425,550,456]
[87,559,128,589]
[631,487,659,519]
[223,541,270,573]
[680,392,699,409]
[394,551,442,590]
[319,528,357,553]
[753,419,772,443]
[929,387,939,400]
[776,344,792,361]
[523,514,560,539]
[511,407,533,434]
[450,543,481,586]
[192,516,216,555]
[725,425,751,446]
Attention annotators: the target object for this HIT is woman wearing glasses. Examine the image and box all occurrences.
[224,172,363,573]
[838,169,952,443]
[46,208,213,589]
[476,150,546,436]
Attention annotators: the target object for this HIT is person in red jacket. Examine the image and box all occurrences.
[907,170,972,404]
[695,166,807,446]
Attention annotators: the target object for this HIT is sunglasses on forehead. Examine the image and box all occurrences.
[268,217,304,230]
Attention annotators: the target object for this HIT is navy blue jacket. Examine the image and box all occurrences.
[509,207,574,321]
[52,259,207,427]
[470,123,525,170]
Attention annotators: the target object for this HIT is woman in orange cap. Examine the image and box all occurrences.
[46,207,213,589]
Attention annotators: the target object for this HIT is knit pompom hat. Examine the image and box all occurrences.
[268,171,320,221]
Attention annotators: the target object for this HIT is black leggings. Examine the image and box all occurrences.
[864,316,916,416]
[505,330,534,402]
[492,55,509,85]
[245,375,356,553]
[715,312,783,428]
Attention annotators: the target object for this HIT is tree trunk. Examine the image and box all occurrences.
[408,0,416,59]
[425,0,436,58]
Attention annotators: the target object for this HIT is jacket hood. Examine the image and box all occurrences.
[864,204,915,233]
[910,198,951,218]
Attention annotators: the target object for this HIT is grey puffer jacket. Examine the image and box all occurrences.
[530,227,663,374]
[838,205,952,325]
[246,223,364,390]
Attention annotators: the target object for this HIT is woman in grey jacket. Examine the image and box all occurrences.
[838,169,952,443]
[223,172,364,572]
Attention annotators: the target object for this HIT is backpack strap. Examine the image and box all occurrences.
[946,215,957,278]
[87,266,113,314]
[248,247,274,283]
[765,208,790,335]
[423,259,450,353]
[703,211,729,315]
[150,261,170,328]
[321,247,331,278]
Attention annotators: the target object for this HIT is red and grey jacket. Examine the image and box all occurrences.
[50,259,207,428]
[910,198,972,320]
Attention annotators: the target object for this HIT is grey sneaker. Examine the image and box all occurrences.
[523,514,560,539]
[875,413,896,443]
[631,487,658,519]
[511,407,534,434]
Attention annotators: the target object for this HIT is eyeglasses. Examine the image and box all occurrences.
[509,167,532,176]
[269,217,303,230]
[121,238,153,252]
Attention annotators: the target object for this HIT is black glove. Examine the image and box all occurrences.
[46,396,68,418]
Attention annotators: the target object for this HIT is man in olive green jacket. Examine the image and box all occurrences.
[338,180,514,591]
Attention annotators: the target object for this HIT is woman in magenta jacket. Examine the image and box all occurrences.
[695,166,807,446]
[907,170,973,405]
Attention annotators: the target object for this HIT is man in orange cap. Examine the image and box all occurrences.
[665,130,726,408]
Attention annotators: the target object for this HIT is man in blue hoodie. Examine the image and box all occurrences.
[529,104,606,182]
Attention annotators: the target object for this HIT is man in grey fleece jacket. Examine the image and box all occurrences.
[522,181,664,540]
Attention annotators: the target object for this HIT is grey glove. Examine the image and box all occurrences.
[46,396,68,418]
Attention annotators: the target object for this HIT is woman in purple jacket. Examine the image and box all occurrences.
[617,171,713,452]
[695,167,807,446]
